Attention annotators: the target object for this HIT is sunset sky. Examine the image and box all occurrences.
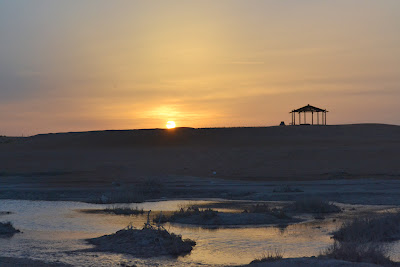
[1,1,399,136]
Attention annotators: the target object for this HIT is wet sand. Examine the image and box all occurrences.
[2,175,400,207]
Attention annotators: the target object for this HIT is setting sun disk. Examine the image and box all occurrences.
[166,121,176,129]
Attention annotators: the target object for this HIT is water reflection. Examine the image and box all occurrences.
[0,199,398,266]
[275,224,289,235]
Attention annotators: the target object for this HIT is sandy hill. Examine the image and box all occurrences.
[0,124,399,181]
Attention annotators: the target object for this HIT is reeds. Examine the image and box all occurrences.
[251,249,284,263]
[104,205,144,215]
[320,241,395,266]
[333,212,400,242]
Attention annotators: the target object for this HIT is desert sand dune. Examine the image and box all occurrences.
[0,124,398,184]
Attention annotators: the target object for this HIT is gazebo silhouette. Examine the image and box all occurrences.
[290,104,328,125]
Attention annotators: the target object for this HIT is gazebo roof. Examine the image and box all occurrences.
[291,104,327,113]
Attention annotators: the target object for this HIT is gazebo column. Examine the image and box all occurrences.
[293,112,295,125]
[299,112,301,125]
[291,112,293,125]
[312,112,314,125]
[304,112,306,124]
[325,111,327,125]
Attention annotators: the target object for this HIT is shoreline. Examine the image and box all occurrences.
[2,177,400,206]
[0,257,71,267]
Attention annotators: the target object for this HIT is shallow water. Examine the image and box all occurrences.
[0,199,398,266]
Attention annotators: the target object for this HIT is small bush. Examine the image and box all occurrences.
[270,209,290,219]
[153,205,299,226]
[244,204,271,213]
[333,212,400,242]
[243,204,290,219]
[176,206,217,219]
[154,206,218,223]
[250,249,283,264]
[285,198,341,213]
[104,206,144,215]
[0,222,20,236]
[320,241,395,266]
[153,213,170,224]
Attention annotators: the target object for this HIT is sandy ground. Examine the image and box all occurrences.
[1,124,399,179]
[0,124,399,204]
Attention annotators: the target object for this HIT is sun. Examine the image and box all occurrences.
[166,121,176,129]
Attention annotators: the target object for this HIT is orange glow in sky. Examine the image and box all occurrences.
[0,1,399,135]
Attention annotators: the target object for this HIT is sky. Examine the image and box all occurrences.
[0,1,399,136]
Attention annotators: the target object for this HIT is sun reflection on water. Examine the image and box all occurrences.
[0,199,398,266]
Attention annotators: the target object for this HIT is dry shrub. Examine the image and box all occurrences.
[333,212,400,242]
[154,206,218,223]
[243,204,290,219]
[250,249,284,264]
[104,205,144,215]
[0,222,20,236]
[321,241,395,266]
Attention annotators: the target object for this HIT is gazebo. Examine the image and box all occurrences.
[290,104,328,125]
